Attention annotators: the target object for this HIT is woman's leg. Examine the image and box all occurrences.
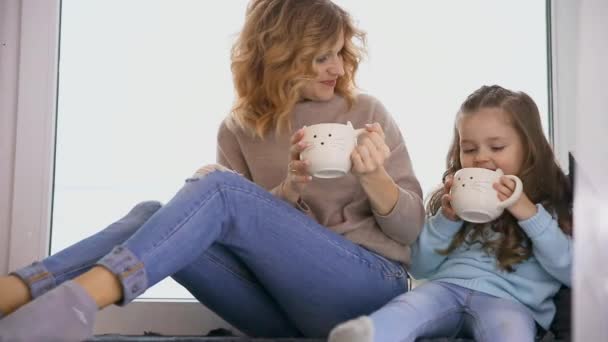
[96,171,408,336]
[172,243,302,337]
[329,281,466,342]
[463,291,537,342]
[0,201,162,315]
[3,171,408,338]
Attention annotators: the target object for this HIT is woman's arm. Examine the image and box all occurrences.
[354,99,425,246]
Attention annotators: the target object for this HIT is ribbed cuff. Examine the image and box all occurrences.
[11,262,56,299]
[518,204,552,238]
[429,210,464,239]
[97,246,148,305]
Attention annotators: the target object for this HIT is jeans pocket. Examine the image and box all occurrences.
[367,250,408,280]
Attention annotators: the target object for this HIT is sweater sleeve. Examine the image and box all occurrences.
[518,204,573,286]
[216,120,252,180]
[370,98,425,245]
[408,210,464,279]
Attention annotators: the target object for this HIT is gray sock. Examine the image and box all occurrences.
[0,281,98,341]
[328,316,374,342]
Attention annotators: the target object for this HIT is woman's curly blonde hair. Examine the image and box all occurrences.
[230,0,366,138]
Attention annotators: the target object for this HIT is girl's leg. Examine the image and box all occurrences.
[172,243,301,337]
[0,201,161,315]
[95,171,408,337]
[329,281,466,342]
[463,291,536,342]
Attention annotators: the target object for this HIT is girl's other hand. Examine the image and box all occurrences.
[441,175,459,221]
[281,128,313,204]
[494,176,537,221]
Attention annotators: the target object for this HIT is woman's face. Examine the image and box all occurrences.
[300,34,345,102]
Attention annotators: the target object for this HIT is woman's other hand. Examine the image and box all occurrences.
[351,123,391,178]
[281,128,313,204]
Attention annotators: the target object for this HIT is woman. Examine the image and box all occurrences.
[0,0,424,339]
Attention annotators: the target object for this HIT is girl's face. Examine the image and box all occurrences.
[300,34,345,102]
[457,108,525,176]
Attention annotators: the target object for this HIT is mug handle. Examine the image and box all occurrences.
[497,175,523,209]
[354,128,366,139]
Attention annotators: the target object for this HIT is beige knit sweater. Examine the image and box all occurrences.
[216,94,425,264]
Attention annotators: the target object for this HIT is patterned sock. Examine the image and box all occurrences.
[328,316,374,342]
[0,281,97,341]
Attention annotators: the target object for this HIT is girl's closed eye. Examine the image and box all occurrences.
[462,148,477,154]
[491,146,505,152]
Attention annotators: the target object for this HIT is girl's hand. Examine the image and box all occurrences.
[440,175,460,221]
[193,164,232,178]
[281,128,313,204]
[493,176,537,221]
[351,123,391,178]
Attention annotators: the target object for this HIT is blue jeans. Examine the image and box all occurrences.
[12,171,408,337]
[370,281,536,342]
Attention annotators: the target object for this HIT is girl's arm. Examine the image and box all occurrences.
[408,211,464,279]
[519,204,573,286]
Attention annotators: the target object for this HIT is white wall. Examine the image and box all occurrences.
[0,0,21,276]
[572,0,608,340]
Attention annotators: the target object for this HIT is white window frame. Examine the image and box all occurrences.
[8,0,59,271]
[7,0,234,334]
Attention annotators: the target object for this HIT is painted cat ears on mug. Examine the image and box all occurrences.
[302,121,356,129]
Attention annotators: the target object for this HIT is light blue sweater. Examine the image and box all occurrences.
[409,204,572,329]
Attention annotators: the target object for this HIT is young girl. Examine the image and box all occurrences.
[328,85,573,342]
[0,0,424,340]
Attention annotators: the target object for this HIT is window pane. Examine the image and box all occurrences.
[52,0,547,300]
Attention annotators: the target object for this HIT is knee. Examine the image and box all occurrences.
[187,169,244,188]
[132,200,163,216]
[479,313,536,341]
[109,201,162,234]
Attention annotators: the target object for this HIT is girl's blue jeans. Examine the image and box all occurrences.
[369,281,537,342]
[12,171,408,337]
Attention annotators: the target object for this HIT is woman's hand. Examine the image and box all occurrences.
[193,164,232,178]
[351,123,391,178]
[440,175,459,221]
[351,122,400,215]
[280,128,313,204]
[494,176,537,221]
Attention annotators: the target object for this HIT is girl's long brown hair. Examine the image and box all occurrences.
[427,85,573,271]
[230,0,366,138]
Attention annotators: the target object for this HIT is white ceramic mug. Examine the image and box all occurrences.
[450,168,523,223]
[300,121,365,178]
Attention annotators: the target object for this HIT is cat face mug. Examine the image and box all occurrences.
[450,168,523,223]
[300,121,365,178]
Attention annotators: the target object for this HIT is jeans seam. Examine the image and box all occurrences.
[204,251,260,288]
[51,260,101,281]
[464,308,488,342]
[139,188,223,261]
